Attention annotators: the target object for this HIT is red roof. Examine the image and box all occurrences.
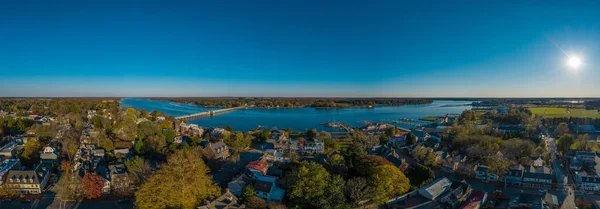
[246,160,268,174]
[458,190,487,209]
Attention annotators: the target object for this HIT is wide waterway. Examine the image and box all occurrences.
[119,98,474,131]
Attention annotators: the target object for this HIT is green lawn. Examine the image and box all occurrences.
[529,107,600,118]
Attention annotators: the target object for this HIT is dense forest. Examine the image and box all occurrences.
[151,97,433,108]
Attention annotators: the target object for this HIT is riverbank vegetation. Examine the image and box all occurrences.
[418,116,439,121]
[150,97,433,108]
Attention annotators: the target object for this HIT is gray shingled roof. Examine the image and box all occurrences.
[253,179,273,193]
[5,164,49,185]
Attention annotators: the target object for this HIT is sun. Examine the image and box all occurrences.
[567,56,582,69]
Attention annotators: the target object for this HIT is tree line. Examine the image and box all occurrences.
[150,97,433,108]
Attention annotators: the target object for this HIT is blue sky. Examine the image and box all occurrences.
[1,1,599,97]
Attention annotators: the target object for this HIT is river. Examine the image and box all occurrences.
[119,98,474,131]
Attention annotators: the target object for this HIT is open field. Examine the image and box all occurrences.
[529,107,600,118]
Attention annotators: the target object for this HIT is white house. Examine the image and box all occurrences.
[532,156,544,167]
[418,177,452,200]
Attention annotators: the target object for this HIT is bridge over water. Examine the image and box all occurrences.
[175,106,245,120]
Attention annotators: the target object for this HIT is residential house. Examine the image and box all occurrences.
[388,133,408,147]
[40,146,59,165]
[109,164,130,194]
[114,148,130,156]
[475,166,489,182]
[412,130,430,142]
[227,165,285,202]
[425,134,441,149]
[441,159,460,173]
[570,157,584,171]
[503,164,524,187]
[198,189,246,209]
[522,166,552,190]
[96,165,111,194]
[576,171,600,192]
[4,164,51,194]
[208,142,230,159]
[0,142,20,159]
[439,180,473,208]
[0,159,20,185]
[173,136,184,144]
[289,138,324,155]
[228,174,252,197]
[509,191,559,209]
[266,132,289,152]
[264,149,287,163]
[368,145,404,167]
[458,190,488,209]
[92,149,105,166]
[87,110,97,119]
[418,177,453,200]
[435,151,450,161]
[532,156,544,167]
[576,151,596,165]
[245,160,268,176]
[454,154,467,163]
[252,175,285,202]
[211,128,230,139]
[189,125,204,137]
[386,177,474,209]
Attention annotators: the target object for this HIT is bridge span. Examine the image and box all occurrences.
[175,106,245,120]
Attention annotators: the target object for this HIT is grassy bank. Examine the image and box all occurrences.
[529,107,600,118]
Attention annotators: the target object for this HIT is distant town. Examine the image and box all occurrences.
[1,98,600,209]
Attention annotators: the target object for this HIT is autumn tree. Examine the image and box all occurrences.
[483,156,511,177]
[406,163,435,187]
[20,140,42,166]
[135,149,220,209]
[144,134,167,160]
[224,131,251,154]
[140,109,149,118]
[557,134,575,154]
[285,162,347,208]
[256,130,271,143]
[62,129,81,161]
[82,172,104,199]
[57,173,83,200]
[125,156,153,186]
[406,132,417,146]
[354,155,410,203]
[346,177,373,207]
[326,154,348,176]
[305,128,317,140]
[555,122,570,136]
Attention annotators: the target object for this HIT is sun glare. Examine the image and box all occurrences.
[567,56,582,69]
